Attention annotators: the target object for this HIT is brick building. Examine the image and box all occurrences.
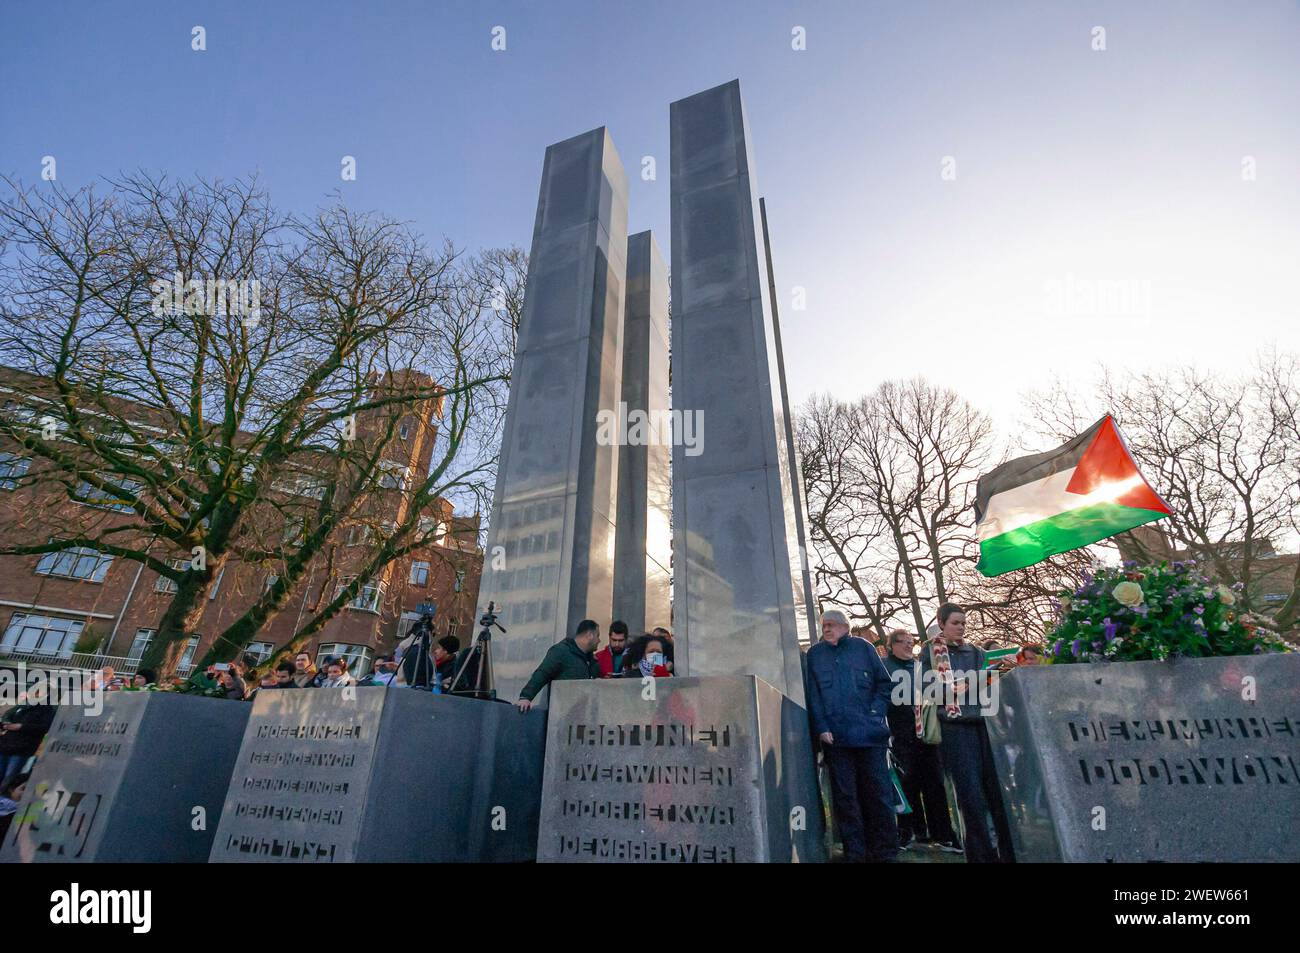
[0,367,483,679]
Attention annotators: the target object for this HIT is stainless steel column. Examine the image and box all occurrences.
[669,80,808,705]
[476,127,628,704]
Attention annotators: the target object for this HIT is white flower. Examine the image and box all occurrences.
[1216,585,1236,606]
[1112,581,1145,607]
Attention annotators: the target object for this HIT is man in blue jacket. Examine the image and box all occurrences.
[806,608,898,863]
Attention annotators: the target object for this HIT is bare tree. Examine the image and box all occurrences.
[0,174,515,674]
[798,393,895,633]
[800,379,1095,643]
[1024,359,1297,627]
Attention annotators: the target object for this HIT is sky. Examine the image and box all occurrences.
[2,0,1297,430]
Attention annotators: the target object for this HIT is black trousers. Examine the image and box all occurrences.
[939,720,1015,863]
[824,745,899,863]
[892,731,956,843]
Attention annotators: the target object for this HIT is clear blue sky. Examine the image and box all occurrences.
[3,0,1297,425]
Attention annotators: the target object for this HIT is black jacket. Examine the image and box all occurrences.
[518,638,601,701]
[805,635,892,748]
[882,652,920,740]
[0,703,56,756]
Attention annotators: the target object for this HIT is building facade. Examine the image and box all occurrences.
[0,368,483,680]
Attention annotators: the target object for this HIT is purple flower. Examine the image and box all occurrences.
[1103,618,1118,641]
[1135,603,1149,616]
[1053,641,1064,657]
[1193,605,1204,615]
[1071,639,1082,657]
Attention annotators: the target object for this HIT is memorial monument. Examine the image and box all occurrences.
[474,126,629,705]
[668,80,813,697]
[612,230,672,637]
[210,688,545,863]
[534,80,826,862]
[989,653,1300,862]
[1,693,248,863]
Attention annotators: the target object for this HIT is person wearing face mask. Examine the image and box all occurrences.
[622,634,672,678]
[920,602,1015,863]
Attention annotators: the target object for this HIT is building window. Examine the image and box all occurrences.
[316,642,373,677]
[245,641,274,664]
[291,475,326,500]
[454,569,466,593]
[346,523,372,547]
[35,546,114,582]
[410,560,430,587]
[377,461,409,491]
[398,419,411,441]
[264,573,279,593]
[127,628,154,660]
[337,577,385,614]
[208,566,226,600]
[0,452,30,490]
[178,636,200,672]
[1,614,85,657]
[154,557,189,593]
[75,477,141,512]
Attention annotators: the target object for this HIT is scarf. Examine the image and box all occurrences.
[929,639,963,720]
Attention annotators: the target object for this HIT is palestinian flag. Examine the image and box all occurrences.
[975,416,1171,576]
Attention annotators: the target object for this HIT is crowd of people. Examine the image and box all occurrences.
[513,602,1037,864]
[515,620,675,711]
[3,601,1039,864]
[77,633,482,702]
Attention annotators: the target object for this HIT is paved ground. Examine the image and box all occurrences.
[899,841,966,863]
[826,841,967,862]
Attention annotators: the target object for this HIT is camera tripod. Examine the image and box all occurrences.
[447,601,506,700]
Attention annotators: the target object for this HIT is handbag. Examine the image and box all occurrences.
[886,749,912,815]
[915,656,942,746]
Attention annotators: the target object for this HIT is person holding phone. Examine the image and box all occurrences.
[621,634,672,679]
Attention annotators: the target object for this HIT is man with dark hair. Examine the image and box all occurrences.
[595,620,630,677]
[516,619,602,712]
